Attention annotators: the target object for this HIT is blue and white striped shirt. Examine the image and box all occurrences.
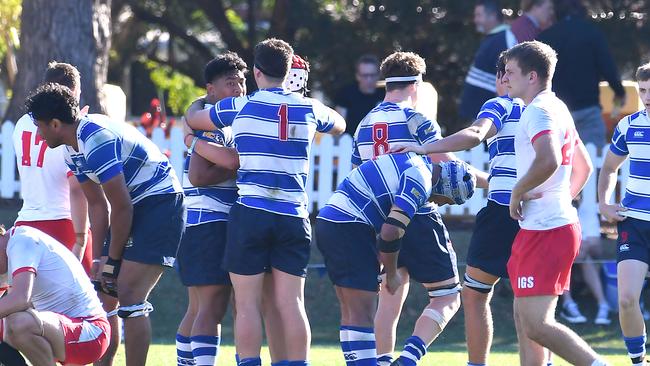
[477,95,524,205]
[209,88,342,218]
[317,152,434,232]
[64,114,182,203]
[610,109,650,221]
[183,117,238,226]
[352,102,441,165]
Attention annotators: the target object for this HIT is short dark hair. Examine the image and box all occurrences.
[636,62,650,82]
[253,38,293,80]
[43,61,80,91]
[356,54,380,70]
[477,0,503,21]
[503,41,557,84]
[380,52,426,92]
[204,52,248,85]
[25,83,79,125]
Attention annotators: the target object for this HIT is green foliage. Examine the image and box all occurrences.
[0,0,21,58]
[145,60,205,115]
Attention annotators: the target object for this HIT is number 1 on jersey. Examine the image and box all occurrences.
[21,131,47,168]
[278,104,289,141]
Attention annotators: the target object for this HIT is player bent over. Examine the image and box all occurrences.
[0,225,109,365]
[316,153,476,366]
[26,83,185,366]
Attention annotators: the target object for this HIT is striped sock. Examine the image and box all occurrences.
[287,361,309,366]
[467,363,486,366]
[235,354,240,364]
[377,353,393,366]
[271,361,290,366]
[176,334,194,366]
[624,335,646,365]
[238,357,262,366]
[340,325,377,365]
[398,336,426,366]
[190,335,219,366]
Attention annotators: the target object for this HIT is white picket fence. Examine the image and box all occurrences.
[0,120,626,217]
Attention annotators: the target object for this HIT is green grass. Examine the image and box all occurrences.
[116,343,634,365]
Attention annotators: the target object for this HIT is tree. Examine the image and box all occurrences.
[3,0,111,122]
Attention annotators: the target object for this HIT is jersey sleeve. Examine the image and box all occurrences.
[394,166,431,218]
[7,232,44,277]
[311,99,345,133]
[610,116,629,156]
[477,97,509,132]
[523,105,554,144]
[404,109,441,145]
[208,97,240,129]
[84,128,124,183]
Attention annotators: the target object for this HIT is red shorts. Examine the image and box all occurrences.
[507,222,581,297]
[56,314,110,365]
[15,219,93,275]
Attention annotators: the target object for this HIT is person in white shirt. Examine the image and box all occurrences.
[12,61,91,272]
[0,225,109,366]
[502,41,608,366]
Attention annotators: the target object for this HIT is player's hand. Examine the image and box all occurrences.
[101,257,122,296]
[509,191,524,221]
[599,202,627,223]
[389,143,425,155]
[384,271,403,295]
[80,105,90,117]
[91,256,106,281]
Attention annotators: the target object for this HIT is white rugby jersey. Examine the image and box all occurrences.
[514,90,579,230]
[317,152,434,232]
[610,109,650,221]
[65,114,182,204]
[477,96,524,205]
[209,88,343,218]
[183,104,238,226]
[13,114,72,222]
[6,225,104,318]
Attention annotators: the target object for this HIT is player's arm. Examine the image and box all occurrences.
[315,101,346,136]
[101,173,133,262]
[598,150,628,222]
[0,272,34,318]
[79,180,109,279]
[189,143,239,187]
[68,174,89,261]
[334,106,348,120]
[392,118,496,155]
[377,205,410,294]
[569,140,593,199]
[185,98,219,131]
[510,133,561,220]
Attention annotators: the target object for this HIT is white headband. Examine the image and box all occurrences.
[384,74,422,83]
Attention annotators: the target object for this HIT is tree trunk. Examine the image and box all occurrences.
[3,0,111,122]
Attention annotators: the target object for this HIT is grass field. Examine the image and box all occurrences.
[116,343,635,365]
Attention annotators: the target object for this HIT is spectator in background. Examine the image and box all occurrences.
[334,54,385,135]
[538,0,626,325]
[510,0,555,42]
[459,0,517,125]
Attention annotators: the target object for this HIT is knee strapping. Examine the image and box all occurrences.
[422,308,452,330]
[463,273,494,294]
[117,301,154,318]
[427,282,461,298]
[106,308,119,318]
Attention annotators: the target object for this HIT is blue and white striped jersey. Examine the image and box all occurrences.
[477,95,524,205]
[610,109,650,221]
[317,152,434,232]
[183,111,238,226]
[209,88,342,218]
[64,114,182,204]
[352,102,441,165]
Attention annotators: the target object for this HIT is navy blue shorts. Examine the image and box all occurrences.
[223,203,311,277]
[102,193,185,267]
[467,200,520,278]
[316,219,380,292]
[617,217,650,264]
[400,212,457,284]
[176,221,231,286]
